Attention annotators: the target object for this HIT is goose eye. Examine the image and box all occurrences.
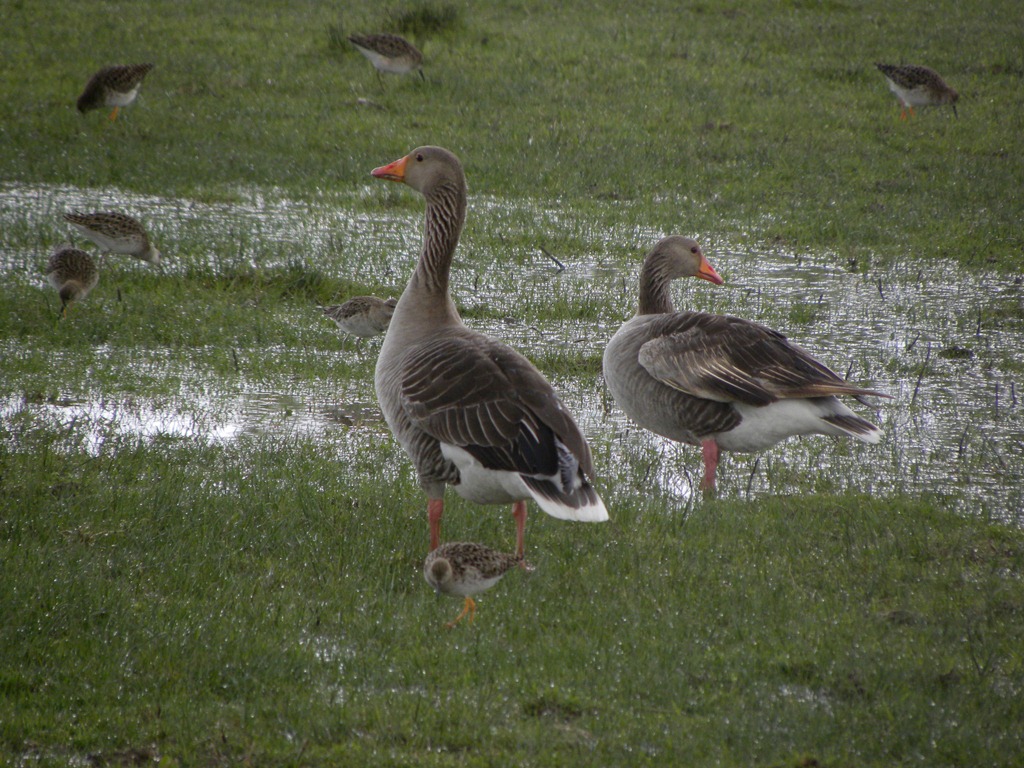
[691,247,698,254]
[416,153,424,161]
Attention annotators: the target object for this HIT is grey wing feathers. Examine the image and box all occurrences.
[639,312,886,405]
[400,335,594,479]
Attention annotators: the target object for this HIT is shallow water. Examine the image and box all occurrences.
[2,182,1022,523]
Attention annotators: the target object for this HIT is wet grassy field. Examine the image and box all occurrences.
[2,1,1024,766]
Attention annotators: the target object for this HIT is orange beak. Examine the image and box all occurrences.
[697,254,724,285]
[371,154,408,182]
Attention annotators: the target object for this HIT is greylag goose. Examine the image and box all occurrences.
[76,64,154,121]
[875,63,958,120]
[348,34,425,83]
[371,146,607,559]
[603,236,887,492]
[424,542,522,627]
[63,211,161,265]
[46,244,99,316]
[322,296,397,338]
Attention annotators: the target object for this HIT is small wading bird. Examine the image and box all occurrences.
[424,542,522,627]
[46,244,99,317]
[321,296,397,339]
[371,146,607,562]
[348,33,425,85]
[602,236,888,493]
[63,211,161,265]
[875,63,959,120]
[76,63,155,121]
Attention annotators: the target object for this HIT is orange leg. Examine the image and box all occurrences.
[699,439,719,493]
[108,106,120,121]
[446,596,476,628]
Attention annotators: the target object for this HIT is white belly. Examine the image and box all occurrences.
[441,444,527,505]
[107,87,140,107]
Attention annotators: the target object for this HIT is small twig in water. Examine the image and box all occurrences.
[910,343,931,407]
[539,246,566,272]
[876,277,885,300]
[745,457,760,498]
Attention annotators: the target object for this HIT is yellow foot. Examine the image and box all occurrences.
[445,597,476,628]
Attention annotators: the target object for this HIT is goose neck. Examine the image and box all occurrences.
[415,181,466,296]
[637,258,676,315]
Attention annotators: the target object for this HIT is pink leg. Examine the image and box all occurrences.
[428,498,443,552]
[512,500,528,561]
[699,439,719,493]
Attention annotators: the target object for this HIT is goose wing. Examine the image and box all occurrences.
[638,312,885,405]
[400,335,594,481]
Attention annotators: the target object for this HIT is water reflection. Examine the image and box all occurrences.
[1,183,1021,523]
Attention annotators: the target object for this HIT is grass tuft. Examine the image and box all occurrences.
[386,2,463,38]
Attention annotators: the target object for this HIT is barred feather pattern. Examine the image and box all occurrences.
[418,181,466,295]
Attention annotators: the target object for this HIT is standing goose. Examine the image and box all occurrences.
[371,146,607,559]
[46,244,99,316]
[603,236,887,493]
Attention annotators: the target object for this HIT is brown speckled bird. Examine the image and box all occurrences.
[322,296,397,339]
[46,244,99,316]
[423,542,522,627]
[76,64,155,120]
[63,211,161,265]
[875,63,958,120]
[348,34,424,84]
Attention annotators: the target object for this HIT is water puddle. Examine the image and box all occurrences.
[2,183,1022,523]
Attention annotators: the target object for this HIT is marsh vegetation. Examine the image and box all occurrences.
[2,1,1023,765]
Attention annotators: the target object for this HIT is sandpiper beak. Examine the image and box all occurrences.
[371,154,408,182]
[697,254,725,285]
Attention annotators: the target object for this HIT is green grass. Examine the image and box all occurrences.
[2,1,1024,765]
[3,428,1023,766]
[1,1,1022,269]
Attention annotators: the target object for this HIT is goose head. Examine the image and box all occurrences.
[648,236,724,285]
[372,146,465,200]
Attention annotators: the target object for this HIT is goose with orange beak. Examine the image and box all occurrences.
[603,236,887,493]
[371,147,608,560]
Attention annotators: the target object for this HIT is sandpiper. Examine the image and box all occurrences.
[875,63,958,120]
[348,34,424,84]
[76,64,155,121]
[63,211,161,265]
[423,542,522,627]
[322,296,397,338]
[46,244,99,316]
